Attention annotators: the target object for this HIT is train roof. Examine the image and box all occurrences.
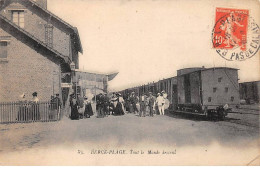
[177,67,239,76]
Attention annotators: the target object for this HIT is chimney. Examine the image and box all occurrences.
[32,0,47,9]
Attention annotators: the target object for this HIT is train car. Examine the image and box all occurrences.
[239,81,260,104]
[176,67,240,119]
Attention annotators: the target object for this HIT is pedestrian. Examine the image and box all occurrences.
[83,96,93,118]
[17,93,28,121]
[31,92,40,120]
[54,94,62,119]
[103,93,110,116]
[125,93,130,113]
[135,95,140,115]
[113,93,124,116]
[118,93,125,114]
[162,91,170,113]
[140,94,146,117]
[148,92,156,117]
[156,92,165,115]
[96,93,105,118]
[129,92,135,113]
[70,94,79,120]
[77,94,84,119]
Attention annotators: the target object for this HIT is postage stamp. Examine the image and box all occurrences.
[212,7,260,61]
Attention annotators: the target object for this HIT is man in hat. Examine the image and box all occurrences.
[31,92,40,120]
[156,92,165,115]
[148,92,156,117]
[51,94,62,119]
[139,94,147,117]
[32,92,39,103]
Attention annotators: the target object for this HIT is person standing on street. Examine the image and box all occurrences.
[156,93,165,115]
[83,96,94,118]
[118,93,125,114]
[31,92,40,120]
[70,94,79,120]
[148,92,156,117]
[54,94,62,119]
[140,94,146,117]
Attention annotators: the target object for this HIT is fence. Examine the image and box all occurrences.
[0,101,61,124]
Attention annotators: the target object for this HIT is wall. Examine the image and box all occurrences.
[75,71,108,97]
[201,68,240,106]
[0,27,61,102]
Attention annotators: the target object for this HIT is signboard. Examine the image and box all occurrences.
[61,83,72,88]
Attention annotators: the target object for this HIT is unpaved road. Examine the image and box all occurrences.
[0,111,259,165]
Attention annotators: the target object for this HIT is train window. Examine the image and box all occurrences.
[213,87,217,93]
[225,87,229,93]
[231,96,234,102]
[208,97,212,102]
[218,77,222,82]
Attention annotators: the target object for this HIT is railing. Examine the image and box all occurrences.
[0,101,61,124]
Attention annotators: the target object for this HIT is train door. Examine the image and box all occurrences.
[184,74,191,103]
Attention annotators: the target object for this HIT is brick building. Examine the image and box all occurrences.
[0,0,82,102]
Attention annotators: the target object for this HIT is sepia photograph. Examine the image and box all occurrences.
[0,0,259,166]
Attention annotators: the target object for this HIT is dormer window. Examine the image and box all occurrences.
[12,10,24,28]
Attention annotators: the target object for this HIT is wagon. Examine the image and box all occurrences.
[175,67,240,120]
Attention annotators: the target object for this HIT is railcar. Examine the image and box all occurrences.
[175,67,240,120]
[118,67,240,120]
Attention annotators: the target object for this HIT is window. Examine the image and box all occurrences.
[213,87,217,93]
[0,41,8,58]
[218,77,222,82]
[208,97,212,102]
[45,24,53,47]
[231,96,234,102]
[12,10,24,28]
[225,87,229,93]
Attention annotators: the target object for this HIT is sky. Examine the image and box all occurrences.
[48,0,260,91]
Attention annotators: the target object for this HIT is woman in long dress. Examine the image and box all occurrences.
[112,95,124,116]
[70,95,79,120]
[83,97,94,118]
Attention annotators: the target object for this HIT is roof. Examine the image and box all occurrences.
[201,67,239,71]
[177,67,239,76]
[0,14,71,63]
[1,0,83,54]
[75,69,119,81]
[239,80,260,84]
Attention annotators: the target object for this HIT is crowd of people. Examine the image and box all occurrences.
[125,90,169,117]
[69,90,169,120]
[17,92,62,121]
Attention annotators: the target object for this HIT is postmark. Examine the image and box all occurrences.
[212,7,260,61]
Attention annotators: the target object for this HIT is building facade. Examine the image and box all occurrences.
[72,70,118,100]
[0,0,82,102]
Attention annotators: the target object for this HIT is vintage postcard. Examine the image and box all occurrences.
[0,0,259,166]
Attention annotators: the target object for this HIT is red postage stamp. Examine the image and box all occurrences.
[213,8,249,51]
[212,7,260,61]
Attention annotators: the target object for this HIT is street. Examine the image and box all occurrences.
[0,108,259,165]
